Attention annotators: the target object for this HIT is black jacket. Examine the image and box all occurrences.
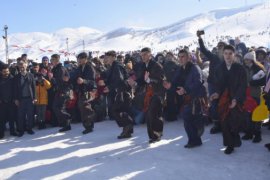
[51,63,70,93]
[105,61,130,93]
[74,63,96,93]
[199,38,222,85]
[215,62,247,104]
[13,73,36,101]
[163,60,178,82]
[0,75,15,103]
[137,60,165,97]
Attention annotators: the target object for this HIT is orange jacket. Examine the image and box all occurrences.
[36,79,51,105]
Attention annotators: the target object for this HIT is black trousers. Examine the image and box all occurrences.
[0,102,17,135]
[146,95,164,140]
[48,90,58,126]
[243,112,262,136]
[78,95,95,130]
[182,104,203,145]
[164,90,178,121]
[221,108,242,147]
[17,98,34,132]
[53,94,71,127]
[111,92,133,128]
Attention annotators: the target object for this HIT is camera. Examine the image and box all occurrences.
[197,30,205,36]
[36,73,44,83]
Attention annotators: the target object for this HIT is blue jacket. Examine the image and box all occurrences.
[171,62,206,99]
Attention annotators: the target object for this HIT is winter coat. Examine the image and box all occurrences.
[51,63,70,93]
[105,61,130,99]
[163,60,178,82]
[199,38,222,86]
[0,75,15,103]
[215,62,247,104]
[74,63,96,94]
[13,72,36,101]
[171,62,206,99]
[36,79,51,105]
[244,64,265,100]
[137,60,166,97]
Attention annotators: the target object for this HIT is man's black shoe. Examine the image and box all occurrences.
[59,125,71,132]
[26,129,35,135]
[82,128,93,135]
[224,147,234,154]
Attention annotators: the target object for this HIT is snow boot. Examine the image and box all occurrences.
[252,132,262,143]
[59,125,71,132]
[117,125,133,139]
[242,133,253,140]
[82,128,93,135]
[224,146,234,154]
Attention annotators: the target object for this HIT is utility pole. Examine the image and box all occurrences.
[66,38,69,53]
[83,40,85,52]
[3,25,9,63]
[66,38,69,60]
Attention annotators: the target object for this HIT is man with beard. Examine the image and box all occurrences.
[135,47,165,143]
[14,61,37,137]
[197,31,226,134]
[0,64,18,138]
[163,49,206,148]
[103,51,133,139]
[211,45,247,154]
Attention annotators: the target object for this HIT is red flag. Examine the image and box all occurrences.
[39,48,46,52]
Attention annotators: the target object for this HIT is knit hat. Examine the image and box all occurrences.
[42,56,49,61]
[244,51,256,61]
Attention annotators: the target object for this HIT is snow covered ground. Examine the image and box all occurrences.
[0,120,269,180]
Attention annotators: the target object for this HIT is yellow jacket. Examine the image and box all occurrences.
[36,79,51,105]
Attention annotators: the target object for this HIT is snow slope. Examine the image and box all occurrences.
[0,3,270,61]
[0,120,269,180]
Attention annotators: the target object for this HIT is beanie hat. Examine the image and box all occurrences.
[42,56,49,61]
[244,51,256,62]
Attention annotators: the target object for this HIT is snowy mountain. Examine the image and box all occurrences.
[0,3,270,62]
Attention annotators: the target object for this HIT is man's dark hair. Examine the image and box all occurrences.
[32,62,39,67]
[105,50,117,57]
[178,49,190,56]
[223,45,235,53]
[117,54,123,59]
[21,54,27,58]
[0,64,9,71]
[141,47,151,53]
[77,52,88,59]
[51,54,60,59]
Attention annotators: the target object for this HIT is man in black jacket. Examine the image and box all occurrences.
[139,47,165,143]
[211,45,247,154]
[163,52,179,122]
[74,52,96,134]
[0,64,18,139]
[50,54,72,132]
[104,50,133,139]
[197,31,226,134]
[14,61,37,137]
